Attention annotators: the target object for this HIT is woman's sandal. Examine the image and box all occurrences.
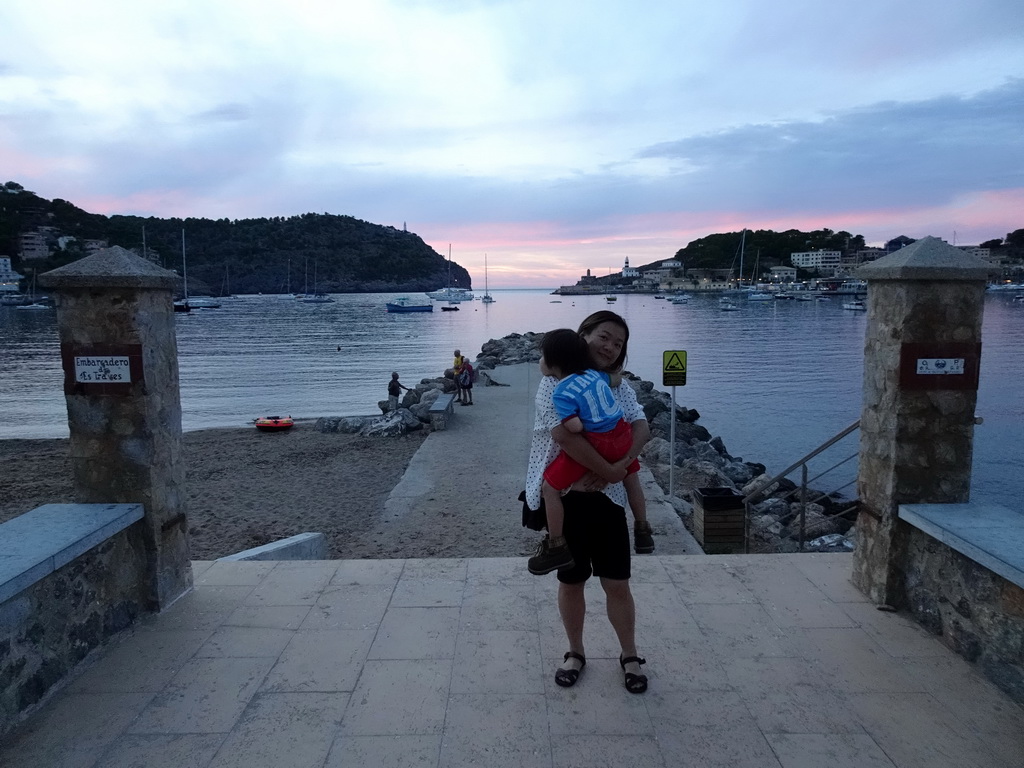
[619,655,648,694]
[555,651,586,688]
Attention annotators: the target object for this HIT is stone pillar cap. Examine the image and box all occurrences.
[39,246,179,290]
[856,236,995,281]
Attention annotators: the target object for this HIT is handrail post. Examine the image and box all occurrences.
[799,464,808,551]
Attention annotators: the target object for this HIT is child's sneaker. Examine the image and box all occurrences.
[634,521,655,554]
[528,536,574,575]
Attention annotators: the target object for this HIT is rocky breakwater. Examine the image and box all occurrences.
[477,333,857,554]
[314,370,460,437]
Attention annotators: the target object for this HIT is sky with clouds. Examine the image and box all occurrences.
[2,0,1022,287]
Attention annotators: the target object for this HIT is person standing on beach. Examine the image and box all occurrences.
[387,372,410,411]
[523,310,653,694]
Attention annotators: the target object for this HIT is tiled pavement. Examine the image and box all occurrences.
[2,553,1021,768]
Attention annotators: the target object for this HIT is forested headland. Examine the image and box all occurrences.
[0,183,469,295]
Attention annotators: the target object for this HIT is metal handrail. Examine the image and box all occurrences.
[743,419,861,553]
[741,419,860,504]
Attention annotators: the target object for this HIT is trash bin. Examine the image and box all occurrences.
[692,487,745,554]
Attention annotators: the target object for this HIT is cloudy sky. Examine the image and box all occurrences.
[2,0,1022,287]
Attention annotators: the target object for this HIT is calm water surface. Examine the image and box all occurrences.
[2,290,1021,505]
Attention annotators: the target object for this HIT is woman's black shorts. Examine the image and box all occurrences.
[557,491,631,583]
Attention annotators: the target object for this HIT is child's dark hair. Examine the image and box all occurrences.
[541,328,594,376]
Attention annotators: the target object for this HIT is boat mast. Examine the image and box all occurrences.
[738,229,746,287]
[181,229,188,301]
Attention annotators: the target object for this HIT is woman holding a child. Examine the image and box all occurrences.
[523,310,654,694]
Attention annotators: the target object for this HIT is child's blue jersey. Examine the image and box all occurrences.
[551,369,624,432]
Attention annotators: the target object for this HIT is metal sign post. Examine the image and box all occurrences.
[662,351,687,499]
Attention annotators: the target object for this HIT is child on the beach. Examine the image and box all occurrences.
[387,372,410,411]
[528,328,650,575]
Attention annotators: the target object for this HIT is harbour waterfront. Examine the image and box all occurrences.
[2,289,1021,506]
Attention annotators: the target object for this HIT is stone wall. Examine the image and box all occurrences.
[0,528,149,736]
[901,529,1024,702]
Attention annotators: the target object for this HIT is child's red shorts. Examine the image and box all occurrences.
[543,419,640,491]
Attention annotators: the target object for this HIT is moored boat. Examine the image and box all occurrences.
[426,287,474,302]
[255,415,294,431]
[386,297,433,313]
[842,300,866,311]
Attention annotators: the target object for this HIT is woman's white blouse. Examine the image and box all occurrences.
[525,374,646,511]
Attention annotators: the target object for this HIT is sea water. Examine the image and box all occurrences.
[1,290,1021,506]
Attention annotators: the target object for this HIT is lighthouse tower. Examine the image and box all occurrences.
[622,256,639,278]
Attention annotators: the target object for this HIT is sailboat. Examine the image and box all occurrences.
[173,230,191,312]
[300,259,334,303]
[427,245,473,302]
[746,248,772,300]
[15,272,50,310]
[481,254,495,303]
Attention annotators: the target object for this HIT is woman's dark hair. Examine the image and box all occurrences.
[576,310,629,372]
[541,328,594,376]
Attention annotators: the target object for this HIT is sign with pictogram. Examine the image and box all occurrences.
[662,350,687,386]
[898,342,980,391]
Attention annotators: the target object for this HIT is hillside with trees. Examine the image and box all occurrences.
[0,182,469,295]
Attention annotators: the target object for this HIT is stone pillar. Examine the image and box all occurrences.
[39,247,192,610]
[852,237,991,604]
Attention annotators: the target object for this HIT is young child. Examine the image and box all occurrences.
[528,329,650,575]
[387,372,409,411]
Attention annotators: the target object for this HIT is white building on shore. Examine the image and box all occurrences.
[789,249,842,276]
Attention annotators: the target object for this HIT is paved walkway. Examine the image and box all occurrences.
[2,365,1022,766]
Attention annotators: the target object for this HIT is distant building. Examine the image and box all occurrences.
[956,245,992,262]
[622,257,640,278]
[18,231,49,261]
[687,268,732,291]
[771,266,797,282]
[789,249,842,276]
[853,248,886,265]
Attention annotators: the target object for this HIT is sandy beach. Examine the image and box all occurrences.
[0,427,439,560]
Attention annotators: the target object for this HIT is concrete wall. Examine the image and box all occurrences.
[0,529,149,735]
[901,530,1024,702]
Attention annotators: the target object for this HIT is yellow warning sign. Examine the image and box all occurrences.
[663,350,687,386]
